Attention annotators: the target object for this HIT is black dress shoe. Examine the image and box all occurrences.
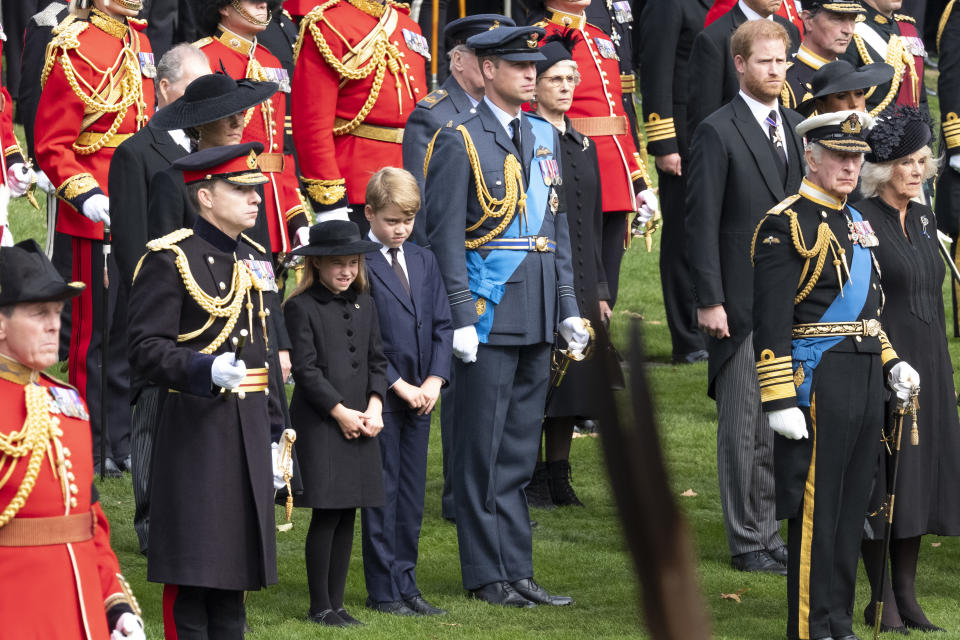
[510,578,573,606]
[731,550,787,575]
[94,458,123,478]
[118,455,133,473]
[468,581,535,608]
[365,597,417,616]
[674,349,709,364]
[335,608,363,626]
[768,545,787,566]
[307,609,347,627]
[403,595,447,616]
[901,613,945,632]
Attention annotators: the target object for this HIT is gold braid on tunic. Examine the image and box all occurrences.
[0,384,70,528]
[751,208,849,304]
[423,124,528,249]
[146,230,271,354]
[40,12,148,154]
[293,0,414,135]
[853,31,917,116]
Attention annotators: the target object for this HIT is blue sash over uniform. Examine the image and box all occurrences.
[792,205,871,406]
[467,115,556,342]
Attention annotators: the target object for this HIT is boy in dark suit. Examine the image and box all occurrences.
[360,167,453,617]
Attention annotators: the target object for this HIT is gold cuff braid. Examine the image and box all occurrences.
[57,173,100,201]
[302,178,346,205]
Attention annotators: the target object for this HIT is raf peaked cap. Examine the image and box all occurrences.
[805,0,865,13]
[171,142,270,185]
[289,220,382,257]
[150,72,278,131]
[0,240,85,306]
[797,110,875,153]
[444,14,516,51]
[797,60,894,116]
[467,25,547,61]
[865,106,933,163]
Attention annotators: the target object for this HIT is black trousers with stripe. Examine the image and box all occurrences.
[786,351,883,640]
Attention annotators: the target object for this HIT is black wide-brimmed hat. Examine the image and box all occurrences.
[289,220,382,257]
[797,60,893,116]
[0,240,85,306]
[444,14,515,51]
[797,110,874,153]
[536,29,579,77]
[467,25,547,62]
[149,72,278,131]
[865,106,933,163]
[172,142,270,185]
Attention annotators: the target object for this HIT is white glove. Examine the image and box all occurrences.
[314,206,350,223]
[36,170,55,194]
[110,613,145,640]
[271,441,293,490]
[6,163,34,197]
[211,352,247,390]
[559,316,589,353]
[293,225,310,249]
[452,325,479,363]
[634,189,658,226]
[81,193,111,226]
[888,361,920,402]
[767,407,808,440]
[950,155,960,174]
[0,225,13,247]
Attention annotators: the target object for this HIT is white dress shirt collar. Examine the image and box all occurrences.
[739,90,788,164]
[738,0,775,21]
[369,230,408,273]
[483,96,521,137]
[167,128,191,152]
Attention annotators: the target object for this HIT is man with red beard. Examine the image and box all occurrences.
[685,18,804,575]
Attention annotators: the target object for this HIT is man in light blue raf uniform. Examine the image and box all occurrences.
[424,24,587,608]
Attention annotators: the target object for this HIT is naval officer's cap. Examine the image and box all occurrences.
[804,0,865,13]
[797,110,875,153]
[466,25,547,61]
[444,14,515,51]
[172,142,270,186]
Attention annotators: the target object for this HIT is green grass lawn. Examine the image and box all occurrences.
[7,93,960,638]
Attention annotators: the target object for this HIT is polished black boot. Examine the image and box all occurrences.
[525,462,555,509]
[547,460,584,507]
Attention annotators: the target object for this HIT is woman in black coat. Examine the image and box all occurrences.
[524,32,612,508]
[857,107,960,633]
[284,220,388,627]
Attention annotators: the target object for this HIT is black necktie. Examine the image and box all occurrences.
[510,118,522,154]
[388,247,410,297]
[766,109,788,181]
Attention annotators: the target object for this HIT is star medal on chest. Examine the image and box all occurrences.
[920,214,930,238]
[138,52,156,78]
[846,215,879,248]
[402,28,431,60]
[594,37,618,60]
[264,66,291,93]
[48,386,89,420]
[538,156,560,187]
[549,186,560,215]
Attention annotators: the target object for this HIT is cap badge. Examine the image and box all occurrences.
[840,113,862,135]
[489,20,500,29]
[527,32,539,48]
[247,150,258,169]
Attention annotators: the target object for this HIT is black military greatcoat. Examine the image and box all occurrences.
[128,217,283,590]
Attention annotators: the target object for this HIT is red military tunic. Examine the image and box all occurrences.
[848,8,927,115]
[197,28,310,253]
[0,20,26,185]
[0,355,139,640]
[292,0,428,212]
[35,9,154,239]
[535,9,650,215]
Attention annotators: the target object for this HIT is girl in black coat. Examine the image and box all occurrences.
[284,220,388,627]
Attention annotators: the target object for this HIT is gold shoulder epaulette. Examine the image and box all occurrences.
[128,17,148,28]
[418,89,448,109]
[293,0,341,63]
[146,228,194,252]
[283,8,294,19]
[894,13,916,23]
[767,194,801,215]
[41,19,88,88]
[240,233,266,254]
[193,36,214,48]
[938,0,956,52]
